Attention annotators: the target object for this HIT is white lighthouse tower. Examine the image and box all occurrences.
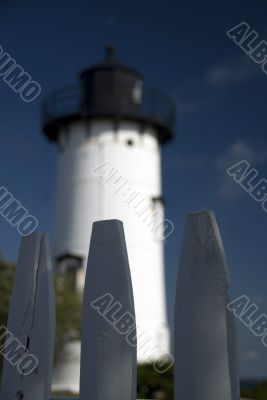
[43,47,175,392]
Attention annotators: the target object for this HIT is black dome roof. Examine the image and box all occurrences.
[80,46,142,80]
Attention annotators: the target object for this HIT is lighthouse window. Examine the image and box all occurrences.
[56,254,83,291]
[132,80,143,104]
[127,139,134,146]
[151,196,164,241]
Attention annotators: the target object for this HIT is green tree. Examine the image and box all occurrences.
[54,273,82,360]
[0,255,83,370]
[137,363,173,399]
[0,257,15,323]
[0,257,15,379]
[254,380,267,400]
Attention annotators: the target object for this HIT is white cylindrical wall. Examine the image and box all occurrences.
[53,119,170,362]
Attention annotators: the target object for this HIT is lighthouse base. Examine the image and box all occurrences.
[52,340,81,394]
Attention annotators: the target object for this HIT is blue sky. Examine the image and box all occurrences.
[0,0,267,378]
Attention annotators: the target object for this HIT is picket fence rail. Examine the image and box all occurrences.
[0,212,240,400]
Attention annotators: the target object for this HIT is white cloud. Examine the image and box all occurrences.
[215,140,267,201]
[243,350,260,361]
[204,57,255,88]
[175,56,259,115]
[251,295,265,306]
[216,140,256,170]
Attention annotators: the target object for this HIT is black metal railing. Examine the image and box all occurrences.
[42,84,176,141]
[43,85,81,124]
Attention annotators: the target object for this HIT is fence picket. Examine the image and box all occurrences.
[174,211,239,400]
[0,233,55,400]
[0,213,240,399]
[79,220,137,400]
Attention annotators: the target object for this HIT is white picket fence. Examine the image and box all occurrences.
[0,212,240,400]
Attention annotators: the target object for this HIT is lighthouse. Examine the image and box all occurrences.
[42,47,175,392]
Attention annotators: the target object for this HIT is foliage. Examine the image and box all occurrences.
[1,254,267,400]
[254,381,267,399]
[137,363,173,399]
[137,366,267,400]
[0,257,15,379]
[0,257,15,324]
[0,254,83,366]
[54,273,83,360]
[241,380,267,400]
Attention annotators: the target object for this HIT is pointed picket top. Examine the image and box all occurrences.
[80,220,137,400]
[174,211,239,400]
[0,233,55,400]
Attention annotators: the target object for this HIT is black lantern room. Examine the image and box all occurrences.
[43,47,176,144]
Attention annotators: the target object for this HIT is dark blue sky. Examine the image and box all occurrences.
[0,0,267,378]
